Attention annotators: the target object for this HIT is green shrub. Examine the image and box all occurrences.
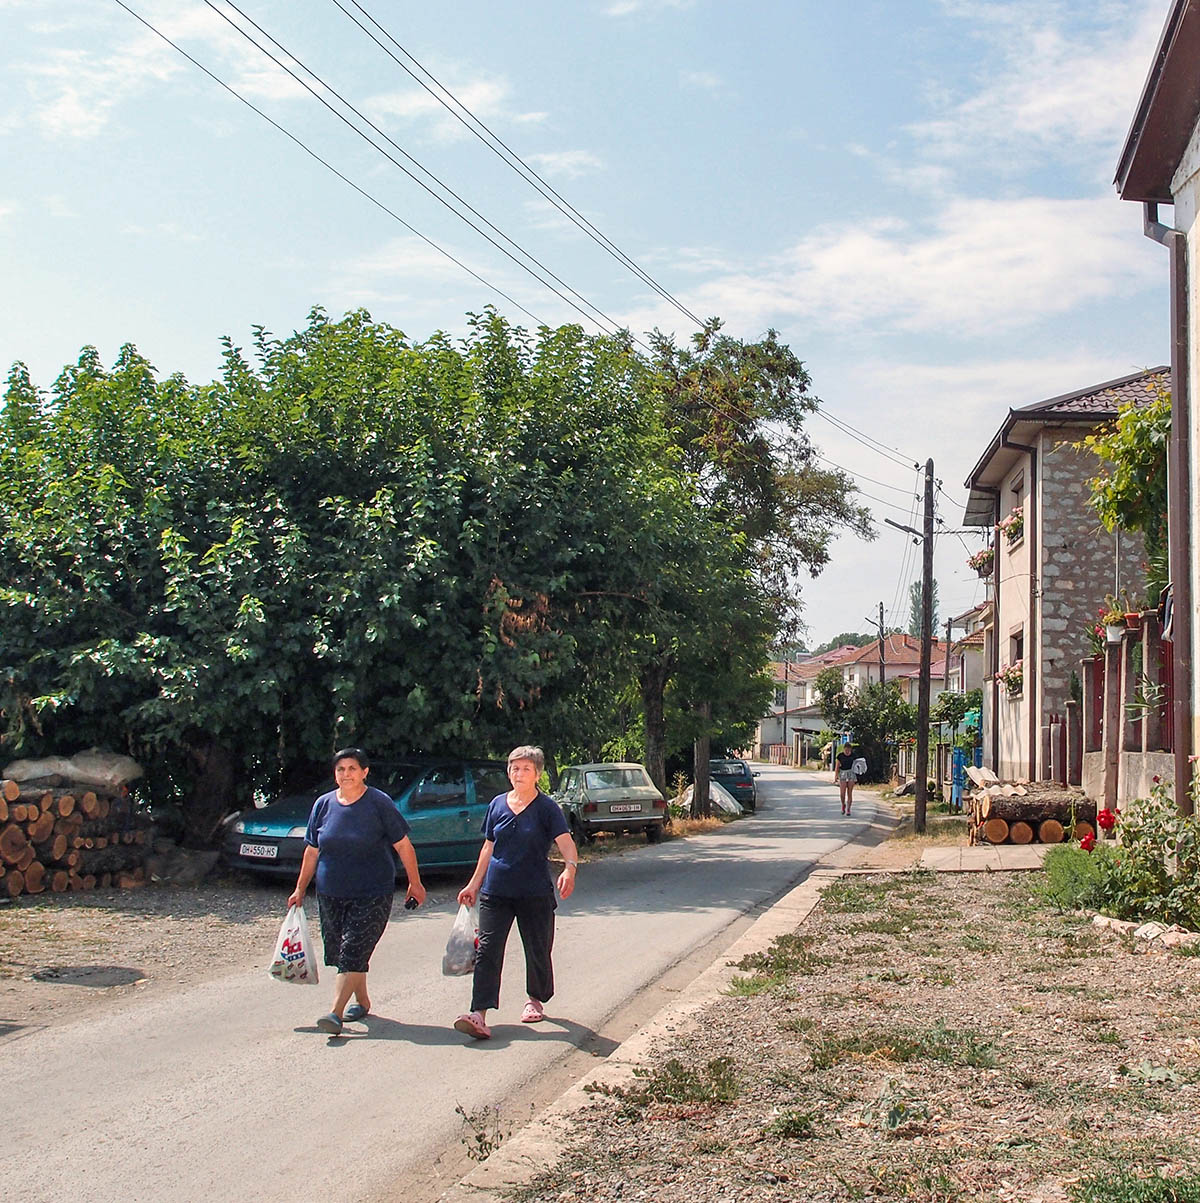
[1038,844,1110,912]
[1090,784,1200,930]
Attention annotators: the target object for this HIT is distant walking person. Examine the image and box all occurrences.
[835,743,857,815]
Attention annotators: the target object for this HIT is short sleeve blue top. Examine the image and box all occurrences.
[305,786,411,898]
[480,791,569,898]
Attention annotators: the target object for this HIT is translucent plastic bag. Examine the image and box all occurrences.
[268,904,319,985]
[441,902,479,976]
[852,757,867,779]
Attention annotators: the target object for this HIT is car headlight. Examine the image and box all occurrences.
[231,819,246,834]
[287,825,308,837]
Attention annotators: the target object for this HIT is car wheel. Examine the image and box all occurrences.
[646,823,663,843]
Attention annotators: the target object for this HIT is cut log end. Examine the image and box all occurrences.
[1037,818,1066,844]
[1009,821,1034,845]
[981,817,1010,844]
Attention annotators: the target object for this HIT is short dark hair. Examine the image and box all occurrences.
[332,747,370,770]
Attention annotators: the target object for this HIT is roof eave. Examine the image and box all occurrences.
[1115,0,1200,202]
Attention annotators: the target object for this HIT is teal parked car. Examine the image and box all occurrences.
[220,759,511,879]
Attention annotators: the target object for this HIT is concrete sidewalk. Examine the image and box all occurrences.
[918,842,1051,871]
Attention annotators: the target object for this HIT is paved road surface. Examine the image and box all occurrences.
[1,765,880,1202]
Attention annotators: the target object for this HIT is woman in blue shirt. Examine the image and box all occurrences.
[288,748,426,1035]
[453,745,578,1040]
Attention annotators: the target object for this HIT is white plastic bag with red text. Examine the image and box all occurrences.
[268,904,319,984]
[441,903,479,976]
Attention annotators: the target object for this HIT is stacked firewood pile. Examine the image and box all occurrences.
[966,767,1095,846]
[0,777,151,896]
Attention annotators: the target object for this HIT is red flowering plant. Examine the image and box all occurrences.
[1079,831,1096,851]
[1096,808,1118,832]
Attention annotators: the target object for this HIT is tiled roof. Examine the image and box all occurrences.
[841,633,944,665]
[1015,367,1169,418]
[771,644,863,682]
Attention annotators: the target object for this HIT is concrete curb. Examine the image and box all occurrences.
[436,806,899,1203]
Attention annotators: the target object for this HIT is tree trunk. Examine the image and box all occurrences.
[692,700,713,819]
[980,818,1009,844]
[183,739,238,847]
[640,660,673,795]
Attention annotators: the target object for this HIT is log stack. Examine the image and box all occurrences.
[0,777,150,897]
[966,768,1095,845]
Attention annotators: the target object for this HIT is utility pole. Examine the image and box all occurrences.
[914,459,935,834]
[878,601,886,684]
[943,619,953,693]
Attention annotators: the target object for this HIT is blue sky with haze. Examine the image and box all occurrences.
[0,0,1173,644]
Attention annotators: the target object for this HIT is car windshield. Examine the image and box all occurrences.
[710,761,747,776]
[585,768,651,789]
[374,765,421,798]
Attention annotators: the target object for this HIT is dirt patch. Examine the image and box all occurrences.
[515,869,1200,1203]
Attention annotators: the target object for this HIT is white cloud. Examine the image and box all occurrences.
[680,70,721,91]
[365,76,545,142]
[603,0,695,15]
[912,0,1165,166]
[621,194,1156,340]
[526,150,604,179]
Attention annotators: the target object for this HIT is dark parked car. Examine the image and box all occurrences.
[221,759,512,878]
[554,762,667,843]
[708,758,757,812]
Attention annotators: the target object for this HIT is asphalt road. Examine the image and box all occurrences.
[1,764,881,1203]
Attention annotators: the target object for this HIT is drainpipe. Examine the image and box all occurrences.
[976,484,1002,773]
[1001,433,1038,780]
[1144,202,1194,813]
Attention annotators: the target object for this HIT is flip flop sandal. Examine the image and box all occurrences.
[344,1004,369,1021]
[316,1012,343,1035]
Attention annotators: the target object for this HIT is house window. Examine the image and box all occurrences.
[774,685,787,708]
[1009,471,1023,506]
[1010,630,1024,664]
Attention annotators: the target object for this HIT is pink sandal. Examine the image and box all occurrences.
[453,1011,492,1040]
[521,999,545,1023]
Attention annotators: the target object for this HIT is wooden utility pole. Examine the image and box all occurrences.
[878,601,886,684]
[914,459,935,834]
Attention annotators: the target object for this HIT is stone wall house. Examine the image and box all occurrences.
[1115,0,1200,803]
[963,369,1167,780]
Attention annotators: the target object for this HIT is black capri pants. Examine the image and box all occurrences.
[471,892,556,1012]
[317,892,394,973]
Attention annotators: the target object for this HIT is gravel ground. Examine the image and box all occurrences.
[515,869,1200,1203]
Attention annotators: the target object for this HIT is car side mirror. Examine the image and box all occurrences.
[752,772,760,777]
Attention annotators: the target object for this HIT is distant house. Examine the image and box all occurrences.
[1115,0,1200,801]
[948,603,988,694]
[755,644,860,762]
[963,368,1168,780]
[833,633,953,704]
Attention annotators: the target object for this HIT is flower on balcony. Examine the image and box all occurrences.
[996,659,1023,695]
[967,546,994,576]
[997,506,1023,545]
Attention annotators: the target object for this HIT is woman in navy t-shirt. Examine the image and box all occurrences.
[288,747,426,1035]
[453,745,579,1040]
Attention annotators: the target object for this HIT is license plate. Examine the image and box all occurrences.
[609,803,642,813]
[240,842,278,859]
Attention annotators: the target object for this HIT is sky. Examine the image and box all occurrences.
[0,0,1175,647]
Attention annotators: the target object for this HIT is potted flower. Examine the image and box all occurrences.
[967,546,994,577]
[997,506,1023,545]
[1085,616,1105,658]
[1100,595,1128,644]
[997,659,1023,695]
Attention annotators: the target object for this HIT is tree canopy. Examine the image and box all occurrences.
[0,308,866,841]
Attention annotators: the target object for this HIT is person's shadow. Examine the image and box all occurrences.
[295,1013,620,1055]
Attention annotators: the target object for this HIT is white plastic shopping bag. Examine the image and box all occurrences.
[268,904,319,985]
[441,902,479,976]
[852,757,867,779]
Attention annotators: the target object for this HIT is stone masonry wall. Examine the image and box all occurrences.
[1038,428,1146,735]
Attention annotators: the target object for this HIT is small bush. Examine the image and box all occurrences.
[765,1108,819,1138]
[1038,844,1109,912]
[585,1057,739,1107]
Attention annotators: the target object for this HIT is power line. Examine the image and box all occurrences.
[109,0,549,328]
[203,0,639,343]
[812,405,921,472]
[331,0,706,330]
[815,454,915,496]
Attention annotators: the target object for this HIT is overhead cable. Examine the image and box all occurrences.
[331,0,706,330]
[202,0,637,342]
[109,0,548,327]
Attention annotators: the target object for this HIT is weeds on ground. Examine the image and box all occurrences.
[1070,1169,1200,1202]
[820,879,892,913]
[808,1021,996,1070]
[764,1107,820,1139]
[727,932,829,994]
[454,1102,510,1162]
[584,1057,740,1110]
